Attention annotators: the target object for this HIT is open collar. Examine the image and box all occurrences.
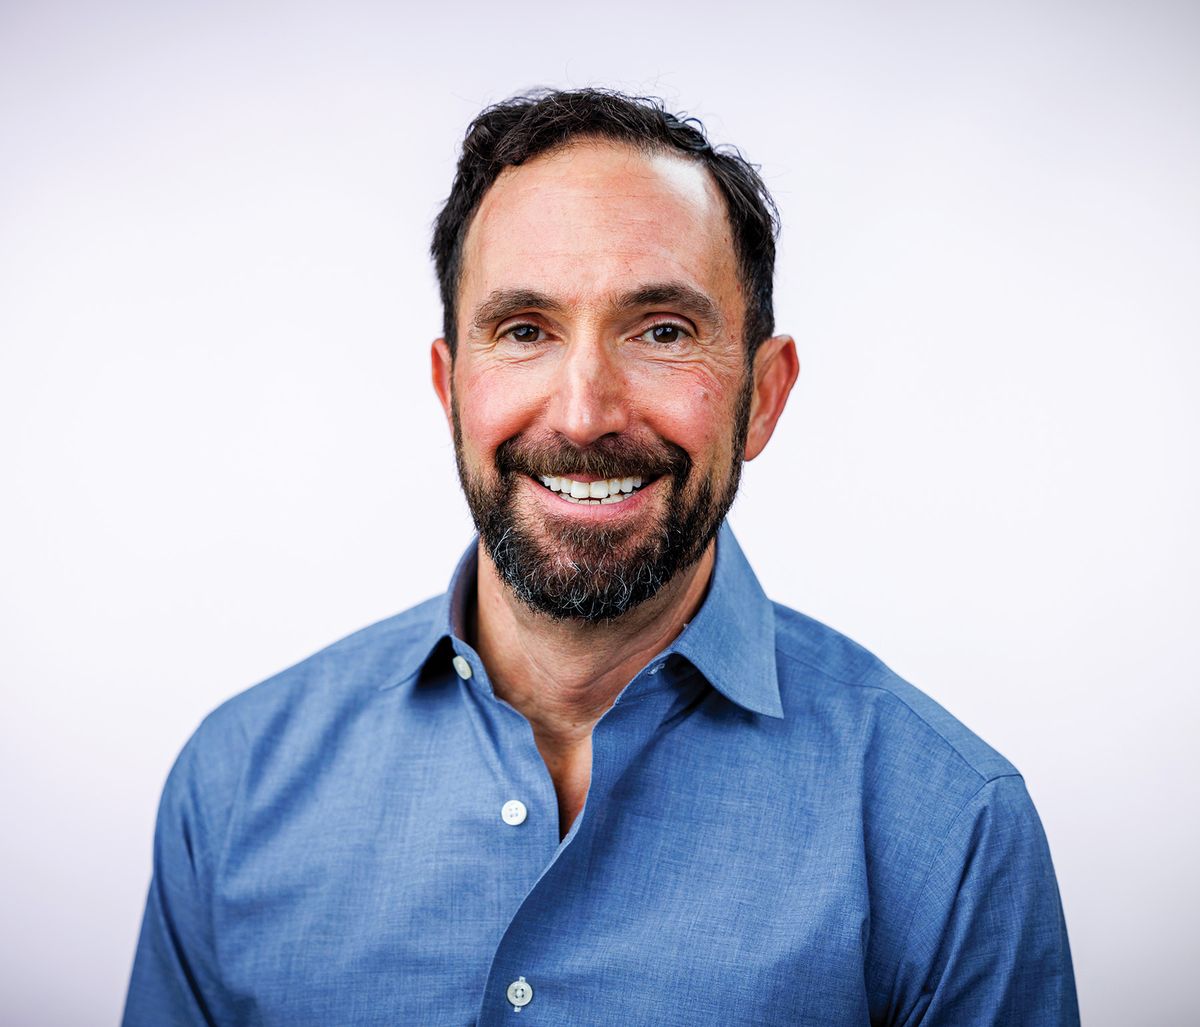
[383,521,783,720]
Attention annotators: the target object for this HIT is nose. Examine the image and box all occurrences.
[545,336,631,447]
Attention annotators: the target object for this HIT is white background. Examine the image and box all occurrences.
[2,1,1197,1024]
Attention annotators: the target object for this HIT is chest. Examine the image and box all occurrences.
[535,734,593,841]
[209,700,875,1026]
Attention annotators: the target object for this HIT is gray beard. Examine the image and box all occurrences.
[478,473,721,623]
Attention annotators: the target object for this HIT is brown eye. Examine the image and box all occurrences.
[507,324,542,344]
[645,324,686,344]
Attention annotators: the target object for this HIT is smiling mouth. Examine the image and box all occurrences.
[532,473,657,505]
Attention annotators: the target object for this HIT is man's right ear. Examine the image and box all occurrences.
[430,337,454,431]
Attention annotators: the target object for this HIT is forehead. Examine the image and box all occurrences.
[458,140,740,321]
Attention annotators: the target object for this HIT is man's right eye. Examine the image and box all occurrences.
[503,323,543,344]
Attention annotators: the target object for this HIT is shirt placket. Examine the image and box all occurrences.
[474,662,686,1025]
[449,643,564,916]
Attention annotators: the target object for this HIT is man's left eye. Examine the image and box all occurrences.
[637,324,688,345]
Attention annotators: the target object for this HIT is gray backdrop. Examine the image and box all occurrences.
[2,1,1197,1023]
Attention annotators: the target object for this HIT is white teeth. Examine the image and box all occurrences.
[534,473,653,501]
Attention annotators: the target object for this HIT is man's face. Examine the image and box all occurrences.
[436,140,757,622]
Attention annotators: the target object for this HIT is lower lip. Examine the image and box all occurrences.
[522,474,662,518]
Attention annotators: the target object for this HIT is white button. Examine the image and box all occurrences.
[507,977,533,1009]
[501,799,527,825]
[452,655,472,680]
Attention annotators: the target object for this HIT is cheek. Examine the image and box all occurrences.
[454,367,542,459]
[636,370,735,464]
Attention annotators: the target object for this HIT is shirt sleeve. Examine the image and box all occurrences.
[889,773,1080,1027]
[121,716,241,1027]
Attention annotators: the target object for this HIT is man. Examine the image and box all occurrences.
[123,89,1079,1026]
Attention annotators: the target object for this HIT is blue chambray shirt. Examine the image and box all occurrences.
[123,523,1079,1026]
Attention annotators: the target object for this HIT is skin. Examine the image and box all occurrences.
[431,139,799,839]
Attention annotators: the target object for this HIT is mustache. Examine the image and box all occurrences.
[496,433,691,482]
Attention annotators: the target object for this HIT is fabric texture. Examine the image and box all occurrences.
[123,523,1079,1026]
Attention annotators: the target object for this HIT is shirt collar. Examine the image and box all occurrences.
[376,541,476,692]
[383,521,783,720]
[669,522,783,719]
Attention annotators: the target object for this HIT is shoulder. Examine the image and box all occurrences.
[762,607,1073,1018]
[770,601,1021,818]
[217,594,438,724]
[165,595,444,796]
[768,604,1062,959]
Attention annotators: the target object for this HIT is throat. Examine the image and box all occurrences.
[535,732,593,841]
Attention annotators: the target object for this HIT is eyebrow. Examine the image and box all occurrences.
[471,289,560,332]
[621,283,724,330]
[469,281,725,334]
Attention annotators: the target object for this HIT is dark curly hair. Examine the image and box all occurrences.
[431,88,779,359]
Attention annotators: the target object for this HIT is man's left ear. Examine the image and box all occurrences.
[744,334,800,461]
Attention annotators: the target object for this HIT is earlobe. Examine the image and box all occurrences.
[744,334,800,461]
[431,338,455,428]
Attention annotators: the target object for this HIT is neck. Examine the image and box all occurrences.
[471,542,715,749]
